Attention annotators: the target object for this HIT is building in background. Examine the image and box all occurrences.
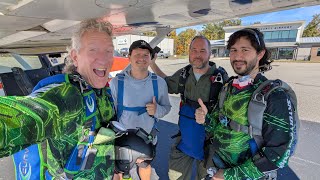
[113,35,174,57]
[211,21,320,61]
[210,39,226,57]
[296,37,320,61]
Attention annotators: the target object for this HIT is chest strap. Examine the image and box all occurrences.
[116,73,158,119]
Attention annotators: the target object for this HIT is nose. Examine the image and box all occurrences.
[96,51,113,64]
[233,51,244,60]
[193,51,201,58]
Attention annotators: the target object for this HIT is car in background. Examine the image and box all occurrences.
[119,47,129,57]
[157,51,170,58]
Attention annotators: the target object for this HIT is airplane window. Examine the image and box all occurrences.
[20,55,42,69]
[0,53,41,73]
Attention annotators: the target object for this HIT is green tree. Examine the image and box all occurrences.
[201,19,241,40]
[168,30,176,39]
[303,14,320,37]
[168,30,178,55]
[176,29,197,55]
[221,19,241,27]
[142,31,157,36]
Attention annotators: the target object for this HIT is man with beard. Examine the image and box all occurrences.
[150,36,228,180]
[195,28,298,179]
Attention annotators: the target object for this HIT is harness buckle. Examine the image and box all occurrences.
[214,73,223,84]
[181,68,187,79]
[253,92,266,105]
[205,167,218,179]
[210,137,214,144]
[71,75,89,93]
[263,170,278,180]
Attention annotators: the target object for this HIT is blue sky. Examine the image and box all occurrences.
[176,5,320,34]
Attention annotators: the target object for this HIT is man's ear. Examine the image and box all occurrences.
[128,54,132,62]
[257,49,266,61]
[70,49,78,67]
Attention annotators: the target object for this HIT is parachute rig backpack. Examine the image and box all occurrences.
[219,79,299,156]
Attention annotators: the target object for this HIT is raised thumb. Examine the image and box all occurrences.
[198,98,208,114]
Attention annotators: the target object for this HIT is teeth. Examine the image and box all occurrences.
[95,68,106,71]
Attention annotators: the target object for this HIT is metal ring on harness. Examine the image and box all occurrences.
[109,121,128,137]
[114,128,156,175]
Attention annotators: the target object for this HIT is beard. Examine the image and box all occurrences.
[232,58,258,76]
[190,57,208,69]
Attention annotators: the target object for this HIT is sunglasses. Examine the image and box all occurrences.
[238,28,261,47]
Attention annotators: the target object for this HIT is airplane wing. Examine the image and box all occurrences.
[0,0,320,53]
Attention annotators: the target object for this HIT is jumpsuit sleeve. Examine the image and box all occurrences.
[154,77,171,118]
[223,90,297,179]
[164,68,183,94]
[0,83,83,157]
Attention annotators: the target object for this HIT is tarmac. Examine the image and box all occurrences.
[1,57,320,179]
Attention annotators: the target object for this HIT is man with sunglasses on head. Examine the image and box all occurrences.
[195,28,298,180]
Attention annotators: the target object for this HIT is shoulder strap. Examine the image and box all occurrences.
[218,77,235,110]
[248,80,274,137]
[178,64,192,101]
[151,73,159,102]
[208,66,228,111]
[247,79,299,152]
[116,73,125,119]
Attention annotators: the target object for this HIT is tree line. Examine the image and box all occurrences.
[143,14,319,55]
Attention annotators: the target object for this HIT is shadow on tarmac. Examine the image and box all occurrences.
[153,120,301,180]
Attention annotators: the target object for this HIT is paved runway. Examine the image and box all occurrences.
[152,96,320,180]
[1,58,320,179]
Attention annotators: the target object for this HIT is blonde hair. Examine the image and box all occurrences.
[63,18,113,73]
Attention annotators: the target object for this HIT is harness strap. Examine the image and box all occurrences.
[228,119,264,155]
[117,73,159,119]
[178,64,192,101]
[151,73,159,102]
[208,67,226,112]
[117,73,125,119]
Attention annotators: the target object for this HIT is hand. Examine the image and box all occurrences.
[136,158,145,164]
[195,98,208,124]
[213,169,224,180]
[146,96,157,116]
[152,53,158,62]
[150,53,158,66]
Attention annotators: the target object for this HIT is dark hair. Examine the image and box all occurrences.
[227,28,272,72]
